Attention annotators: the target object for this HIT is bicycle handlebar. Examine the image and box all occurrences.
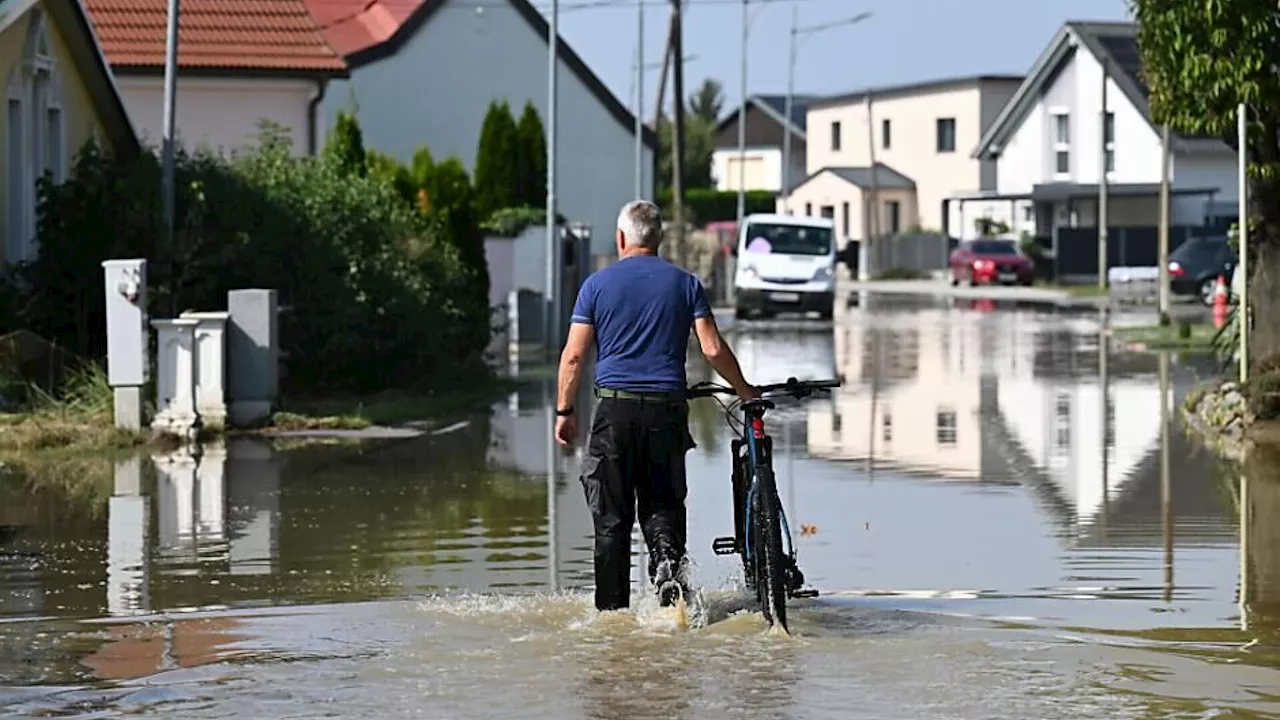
[687,376,842,400]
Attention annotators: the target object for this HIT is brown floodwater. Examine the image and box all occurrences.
[1,293,1277,718]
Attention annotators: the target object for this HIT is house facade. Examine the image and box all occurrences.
[1,0,137,265]
[969,22,1237,244]
[83,0,346,156]
[711,94,814,194]
[308,0,656,256]
[788,75,1022,242]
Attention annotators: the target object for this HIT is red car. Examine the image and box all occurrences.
[949,239,1034,286]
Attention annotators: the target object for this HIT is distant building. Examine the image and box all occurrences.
[970,21,1237,245]
[790,75,1023,243]
[305,0,656,255]
[82,0,347,156]
[711,94,816,194]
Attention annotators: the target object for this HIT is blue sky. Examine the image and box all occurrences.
[546,0,1136,118]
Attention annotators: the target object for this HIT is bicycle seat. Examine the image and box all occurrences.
[742,398,775,411]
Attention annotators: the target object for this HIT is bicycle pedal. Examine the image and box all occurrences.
[790,588,819,599]
[711,536,737,555]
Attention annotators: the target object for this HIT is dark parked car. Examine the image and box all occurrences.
[1169,236,1236,305]
[948,239,1034,286]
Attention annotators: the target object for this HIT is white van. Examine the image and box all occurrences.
[733,213,836,319]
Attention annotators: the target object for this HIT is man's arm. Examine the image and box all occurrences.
[558,322,594,411]
[693,315,755,399]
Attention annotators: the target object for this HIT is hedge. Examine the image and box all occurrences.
[654,188,777,224]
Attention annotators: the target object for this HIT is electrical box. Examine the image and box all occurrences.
[102,259,148,387]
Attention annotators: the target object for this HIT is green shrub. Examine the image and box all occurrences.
[10,124,491,395]
[515,101,547,208]
[654,188,776,224]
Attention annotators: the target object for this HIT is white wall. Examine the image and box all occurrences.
[324,4,652,256]
[712,146,786,192]
[115,75,320,156]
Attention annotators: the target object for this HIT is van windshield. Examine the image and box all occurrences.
[742,223,833,256]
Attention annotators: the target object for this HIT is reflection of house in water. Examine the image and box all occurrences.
[808,308,1037,479]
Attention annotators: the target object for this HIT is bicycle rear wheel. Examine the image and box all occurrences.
[749,466,788,631]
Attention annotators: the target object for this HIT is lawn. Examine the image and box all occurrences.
[1113,322,1218,349]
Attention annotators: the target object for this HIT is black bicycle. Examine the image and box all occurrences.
[687,376,841,631]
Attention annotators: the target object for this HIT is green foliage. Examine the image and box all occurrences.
[655,187,775,224]
[482,206,547,237]
[10,123,491,394]
[655,79,725,196]
[325,109,367,177]
[515,101,548,208]
[422,157,490,343]
[367,149,415,205]
[474,100,520,218]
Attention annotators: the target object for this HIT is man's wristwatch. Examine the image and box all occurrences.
[555,406,575,417]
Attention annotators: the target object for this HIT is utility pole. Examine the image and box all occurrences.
[670,0,687,269]
[634,0,644,199]
[161,0,181,251]
[781,7,797,214]
[1098,62,1110,292]
[1157,124,1171,324]
[735,0,747,226]
[1238,102,1249,384]
[653,17,673,129]
[544,0,559,352]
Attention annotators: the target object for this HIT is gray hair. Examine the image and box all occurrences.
[617,200,664,249]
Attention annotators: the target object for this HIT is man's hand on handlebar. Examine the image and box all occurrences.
[736,383,762,402]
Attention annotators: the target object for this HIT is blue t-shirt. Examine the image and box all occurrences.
[570,255,713,392]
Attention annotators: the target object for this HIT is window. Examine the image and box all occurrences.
[881,118,891,149]
[1104,111,1115,174]
[1052,112,1070,176]
[805,202,812,217]
[936,117,956,153]
[885,200,901,235]
[4,12,63,266]
[820,205,835,220]
[883,411,893,443]
[830,121,841,151]
[936,409,957,446]
[841,201,850,238]
[1054,393,1070,449]
[1022,204,1033,222]
[832,410,842,435]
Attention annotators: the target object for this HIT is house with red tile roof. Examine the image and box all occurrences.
[307,0,656,254]
[82,0,347,156]
[2,0,139,265]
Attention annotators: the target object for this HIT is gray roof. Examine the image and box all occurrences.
[792,164,916,193]
[715,94,818,137]
[972,22,1225,159]
[807,74,1024,112]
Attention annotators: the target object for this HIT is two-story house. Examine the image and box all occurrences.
[785,75,1022,243]
[711,94,815,193]
[969,22,1237,272]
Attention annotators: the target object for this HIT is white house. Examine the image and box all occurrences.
[2,0,139,266]
[787,75,1023,242]
[82,0,347,157]
[711,94,815,194]
[968,22,1237,247]
[307,0,656,256]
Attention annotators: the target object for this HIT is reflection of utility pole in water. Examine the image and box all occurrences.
[867,326,880,478]
[1239,445,1280,631]
[1098,306,1110,536]
[785,416,796,550]
[1158,351,1173,603]
[545,397,559,592]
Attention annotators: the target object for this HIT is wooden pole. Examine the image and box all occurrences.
[670,0,687,268]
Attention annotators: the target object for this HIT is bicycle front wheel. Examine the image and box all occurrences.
[749,466,788,632]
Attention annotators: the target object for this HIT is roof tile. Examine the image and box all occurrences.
[83,0,347,73]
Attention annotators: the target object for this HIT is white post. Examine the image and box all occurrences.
[180,311,229,429]
[150,318,200,439]
[102,259,148,429]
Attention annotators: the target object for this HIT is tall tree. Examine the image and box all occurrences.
[473,100,520,218]
[515,101,548,208]
[325,109,367,177]
[654,79,723,195]
[688,78,724,124]
[1133,0,1280,363]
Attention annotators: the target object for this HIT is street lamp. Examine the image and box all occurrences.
[781,10,873,214]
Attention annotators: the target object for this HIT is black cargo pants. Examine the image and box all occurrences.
[579,391,695,611]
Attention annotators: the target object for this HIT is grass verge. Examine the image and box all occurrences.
[1114,322,1218,349]
[0,364,145,453]
[1033,280,1110,297]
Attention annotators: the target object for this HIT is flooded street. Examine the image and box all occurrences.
[2,294,1278,718]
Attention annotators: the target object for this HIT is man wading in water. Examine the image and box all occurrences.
[554,200,758,612]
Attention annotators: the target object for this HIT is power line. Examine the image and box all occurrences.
[427,0,837,12]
